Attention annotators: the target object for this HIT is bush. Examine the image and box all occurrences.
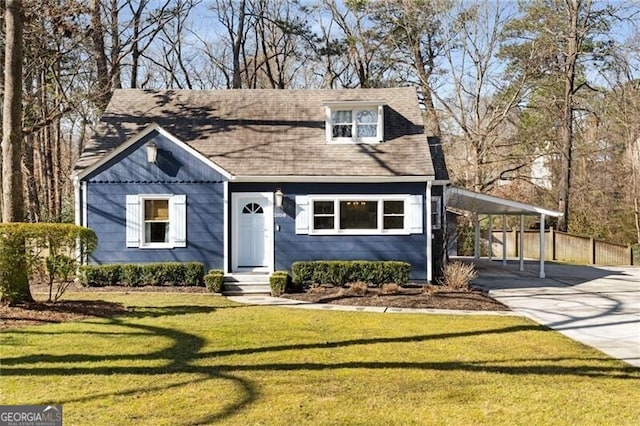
[438,261,477,291]
[0,223,97,304]
[44,254,77,302]
[205,270,224,293]
[78,264,122,287]
[270,271,290,296]
[348,281,368,295]
[291,260,410,288]
[77,262,205,287]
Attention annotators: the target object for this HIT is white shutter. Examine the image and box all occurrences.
[377,104,384,142]
[295,195,309,234]
[409,194,423,234]
[170,195,187,247]
[125,195,141,247]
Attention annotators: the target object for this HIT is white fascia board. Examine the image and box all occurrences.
[322,100,386,108]
[448,186,563,217]
[75,123,233,181]
[231,175,434,183]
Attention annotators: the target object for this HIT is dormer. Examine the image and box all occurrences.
[324,101,385,144]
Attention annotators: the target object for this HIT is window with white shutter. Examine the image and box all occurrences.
[125,194,187,248]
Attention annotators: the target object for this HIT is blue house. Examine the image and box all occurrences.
[73,88,449,288]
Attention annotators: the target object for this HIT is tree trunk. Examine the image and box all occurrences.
[2,0,32,304]
[91,0,112,110]
[110,0,121,89]
[557,0,579,232]
[2,0,25,223]
[232,0,246,89]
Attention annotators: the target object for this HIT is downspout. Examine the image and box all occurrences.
[223,181,229,275]
[73,176,81,226]
[426,181,433,282]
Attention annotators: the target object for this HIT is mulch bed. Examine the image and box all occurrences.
[0,300,130,330]
[1,282,508,330]
[282,285,509,311]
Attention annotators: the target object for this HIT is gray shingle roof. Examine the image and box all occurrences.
[75,87,436,178]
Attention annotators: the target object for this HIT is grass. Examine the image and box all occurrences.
[1,292,639,425]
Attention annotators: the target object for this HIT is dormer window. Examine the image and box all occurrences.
[325,102,384,143]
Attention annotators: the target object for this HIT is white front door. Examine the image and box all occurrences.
[232,193,273,271]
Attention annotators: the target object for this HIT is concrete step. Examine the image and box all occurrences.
[224,273,270,284]
[223,282,271,296]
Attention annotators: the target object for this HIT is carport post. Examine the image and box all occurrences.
[539,214,546,279]
[474,215,480,259]
[488,215,493,260]
[519,215,525,271]
[502,215,507,266]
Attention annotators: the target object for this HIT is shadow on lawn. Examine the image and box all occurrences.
[2,306,638,425]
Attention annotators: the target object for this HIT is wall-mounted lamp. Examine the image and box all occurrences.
[146,142,158,163]
[274,189,284,208]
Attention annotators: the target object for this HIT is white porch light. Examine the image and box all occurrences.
[274,189,284,208]
[146,142,158,163]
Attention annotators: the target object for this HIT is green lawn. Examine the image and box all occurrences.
[1,293,639,425]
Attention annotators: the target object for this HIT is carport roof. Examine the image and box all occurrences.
[447,186,563,217]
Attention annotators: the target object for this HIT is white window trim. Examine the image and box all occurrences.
[325,104,384,144]
[126,194,186,249]
[308,194,412,235]
[140,195,173,249]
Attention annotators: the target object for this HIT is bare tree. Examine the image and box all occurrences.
[432,1,535,193]
[2,0,25,222]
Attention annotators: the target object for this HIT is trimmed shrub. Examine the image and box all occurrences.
[77,262,205,287]
[182,263,206,286]
[78,264,122,287]
[270,271,290,296]
[205,270,224,293]
[291,260,410,288]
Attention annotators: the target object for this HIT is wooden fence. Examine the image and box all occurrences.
[488,228,634,266]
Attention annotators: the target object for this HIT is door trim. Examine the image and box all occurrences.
[231,192,274,273]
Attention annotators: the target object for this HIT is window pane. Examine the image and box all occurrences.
[357,124,377,138]
[356,109,377,124]
[314,216,335,230]
[145,200,169,220]
[383,216,404,230]
[333,125,352,138]
[314,201,334,215]
[331,110,352,123]
[340,200,377,229]
[145,222,169,243]
[384,201,404,215]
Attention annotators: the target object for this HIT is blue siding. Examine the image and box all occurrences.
[232,182,430,280]
[82,130,228,272]
[86,182,224,271]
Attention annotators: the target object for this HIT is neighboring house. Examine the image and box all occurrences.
[73,88,449,283]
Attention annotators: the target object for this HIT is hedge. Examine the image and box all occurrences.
[205,269,225,293]
[269,271,290,296]
[291,260,410,288]
[78,262,205,287]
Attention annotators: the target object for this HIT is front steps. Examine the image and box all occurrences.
[223,273,271,295]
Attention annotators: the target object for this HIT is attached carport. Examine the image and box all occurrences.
[446,186,563,278]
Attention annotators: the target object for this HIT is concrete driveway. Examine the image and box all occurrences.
[469,259,640,368]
